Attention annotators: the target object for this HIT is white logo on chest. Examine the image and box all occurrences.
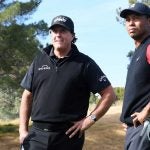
[136,56,140,62]
[38,65,50,71]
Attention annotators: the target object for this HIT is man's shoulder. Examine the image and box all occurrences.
[35,45,52,59]
[145,35,150,45]
[71,44,92,62]
[77,51,94,64]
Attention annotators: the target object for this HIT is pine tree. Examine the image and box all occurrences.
[0,0,49,119]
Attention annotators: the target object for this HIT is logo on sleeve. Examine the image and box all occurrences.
[98,75,107,82]
[38,65,51,71]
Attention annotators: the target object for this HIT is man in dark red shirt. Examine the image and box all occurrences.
[120,3,150,150]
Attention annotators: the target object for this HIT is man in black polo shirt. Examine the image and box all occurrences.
[120,3,150,150]
[19,15,116,150]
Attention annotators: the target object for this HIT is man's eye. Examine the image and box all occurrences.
[61,29,67,33]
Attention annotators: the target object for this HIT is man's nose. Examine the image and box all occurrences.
[128,19,135,25]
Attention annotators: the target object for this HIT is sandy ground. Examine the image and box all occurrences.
[0,102,125,150]
[83,102,125,150]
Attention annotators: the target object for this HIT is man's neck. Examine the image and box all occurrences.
[134,33,150,48]
[54,46,71,58]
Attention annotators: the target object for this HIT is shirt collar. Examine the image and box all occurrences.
[49,47,72,58]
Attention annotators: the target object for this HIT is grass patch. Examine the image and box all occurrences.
[0,124,18,133]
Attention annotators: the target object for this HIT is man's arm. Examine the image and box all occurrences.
[89,85,116,120]
[66,85,116,138]
[131,102,150,127]
[19,89,32,144]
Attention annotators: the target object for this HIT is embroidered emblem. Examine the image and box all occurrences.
[99,75,107,82]
[38,65,50,71]
[136,56,140,62]
[53,16,67,23]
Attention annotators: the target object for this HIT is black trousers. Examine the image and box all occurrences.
[125,121,150,150]
[21,126,84,150]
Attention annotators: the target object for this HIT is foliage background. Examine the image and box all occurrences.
[1,0,150,119]
[0,0,48,119]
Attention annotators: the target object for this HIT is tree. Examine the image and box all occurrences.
[89,93,99,104]
[0,0,49,119]
[114,87,124,101]
[127,50,134,61]
[116,0,150,25]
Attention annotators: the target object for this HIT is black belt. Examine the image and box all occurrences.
[33,121,73,132]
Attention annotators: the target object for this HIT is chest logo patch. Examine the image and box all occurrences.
[38,65,51,71]
[136,56,140,62]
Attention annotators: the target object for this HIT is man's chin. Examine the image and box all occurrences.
[54,45,63,49]
[130,34,138,40]
[55,46,65,51]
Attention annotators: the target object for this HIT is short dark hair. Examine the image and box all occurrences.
[72,33,77,43]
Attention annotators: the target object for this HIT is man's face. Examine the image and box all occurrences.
[125,14,150,40]
[50,26,74,51]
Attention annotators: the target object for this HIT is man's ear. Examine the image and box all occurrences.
[71,33,75,40]
[72,33,75,37]
[148,17,150,26]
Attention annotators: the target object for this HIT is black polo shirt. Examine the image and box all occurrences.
[21,44,111,123]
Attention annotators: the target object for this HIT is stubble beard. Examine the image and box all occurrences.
[130,32,144,41]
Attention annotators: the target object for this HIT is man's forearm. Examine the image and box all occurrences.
[143,102,150,118]
[19,101,31,133]
[19,90,32,133]
[90,85,116,120]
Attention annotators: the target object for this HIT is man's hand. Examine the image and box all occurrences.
[131,110,148,127]
[131,102,150,127]
[65,116,95,138]
[19,130,28,144]
[122,123,128,131]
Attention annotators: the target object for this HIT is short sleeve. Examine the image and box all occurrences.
[84,59,111,94]
[146,44,150,64]
[20,62,34,92]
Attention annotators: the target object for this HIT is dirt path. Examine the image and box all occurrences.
[0,103,125,150]
[83,102,125,150]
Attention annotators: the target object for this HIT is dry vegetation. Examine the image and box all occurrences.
[0,102,125,150]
